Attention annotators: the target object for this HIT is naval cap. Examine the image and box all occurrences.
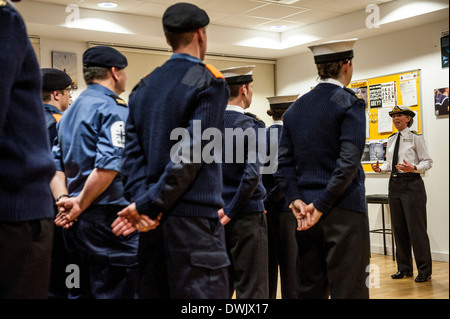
[389,105,416,118]
[163,3,210,34]
[221,66,255,85]
[41,68,73,91]
[83,46,128,68]
[267,95,298,110]
[308,39,357,64]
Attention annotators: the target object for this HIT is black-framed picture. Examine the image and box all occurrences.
[441,35,449,69]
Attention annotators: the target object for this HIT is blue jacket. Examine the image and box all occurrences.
[222,110,266,219]
[122,54,230,219]
[275,83,367,214]
[53,84,129,206]
[0,2,56,222]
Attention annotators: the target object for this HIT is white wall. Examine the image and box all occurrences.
[276,19,449,262]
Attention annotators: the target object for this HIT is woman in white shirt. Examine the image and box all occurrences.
[371,106,433,283]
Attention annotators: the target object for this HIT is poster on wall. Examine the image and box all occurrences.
[441,35,449,69]
[435,87,449,116]
[369,84,382,108]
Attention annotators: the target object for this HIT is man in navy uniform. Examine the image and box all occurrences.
[41,68,73,146]
[0,0,56,299]
[111,3,230,299]
[219,65,269,299]
[51,46,139,299]
[263,95,298,299]
[275,39,370,299]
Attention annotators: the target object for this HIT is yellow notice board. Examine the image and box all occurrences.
[349,70,422,172]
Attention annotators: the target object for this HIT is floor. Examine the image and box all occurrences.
[274,254,449,299]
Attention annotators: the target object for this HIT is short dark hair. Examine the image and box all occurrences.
[228,83,250,100]
[83,66,110,84]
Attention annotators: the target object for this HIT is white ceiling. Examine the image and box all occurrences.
[15,0,450,59]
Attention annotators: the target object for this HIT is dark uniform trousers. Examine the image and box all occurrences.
[389,174,432,276]
[225,211,269,299]
[296,207,370,299]
[267,210,298,299]
[138,215,230,299]
[0,219,53,299]
[63,205,139,299]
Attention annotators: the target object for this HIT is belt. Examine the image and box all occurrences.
[391,172,421,179]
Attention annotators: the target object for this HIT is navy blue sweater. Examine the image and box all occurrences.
[0,2,56,222]
[222,110,266,219]
[122,56,230,219]
[275,83,367,214]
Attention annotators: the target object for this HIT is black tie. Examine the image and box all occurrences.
[392,133,401,175]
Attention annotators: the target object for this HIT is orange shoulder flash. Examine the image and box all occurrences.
[205,64,224,79]
[53,114,63,123]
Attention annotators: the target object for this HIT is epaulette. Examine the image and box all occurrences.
[107,94,127,107]
[0,1,7,8]
[245,112,263,122]
[412,131,420,135]
[388,132,397,139]
[205,64,224,79]
[344,87,364,100]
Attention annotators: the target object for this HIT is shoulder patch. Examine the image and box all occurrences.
[205,64,224,79]
[107,94,127,107]
[181,64,212,89]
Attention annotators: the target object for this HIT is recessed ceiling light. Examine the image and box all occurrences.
[97,2,118,9]
[270,25,287,30]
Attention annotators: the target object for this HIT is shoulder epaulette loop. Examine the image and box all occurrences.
[245,112,263,122]
[107,94,127,107]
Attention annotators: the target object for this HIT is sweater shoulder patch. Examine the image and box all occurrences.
[181,64,212,89]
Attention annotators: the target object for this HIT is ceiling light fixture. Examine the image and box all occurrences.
[97,2,118,9]
[270,25,287,30]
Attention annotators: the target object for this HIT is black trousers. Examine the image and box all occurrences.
[225,211,269,299]
[389,174,432,276]
[296,207,370,299]
[267,210,298,299]
[138,216,230,299]
[0,219,53,299]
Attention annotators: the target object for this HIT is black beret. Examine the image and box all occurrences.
[83,46,128,68]
[41,68,73,91]
[163,3,210,34]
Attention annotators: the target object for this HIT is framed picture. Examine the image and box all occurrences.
[52,51,78,90]
[435,87,449,116]
[441,35,449,69]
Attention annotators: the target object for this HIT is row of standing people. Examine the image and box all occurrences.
[1,1,432,299]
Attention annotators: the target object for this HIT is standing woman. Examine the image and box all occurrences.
[371,106,433,282]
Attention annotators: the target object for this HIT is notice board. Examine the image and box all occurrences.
[348,70,422,173]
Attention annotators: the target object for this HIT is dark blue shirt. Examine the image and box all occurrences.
[122,55,230,219]
[222,108,266,219]
[275,83,367,214]
[0,2,56,222]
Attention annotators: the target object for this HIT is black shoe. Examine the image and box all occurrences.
[391,271,414,279]
[415,274,431,283]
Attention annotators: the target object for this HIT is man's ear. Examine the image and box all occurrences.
[110,67,120,81]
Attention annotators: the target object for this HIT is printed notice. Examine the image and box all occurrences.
[400,80,418,107]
